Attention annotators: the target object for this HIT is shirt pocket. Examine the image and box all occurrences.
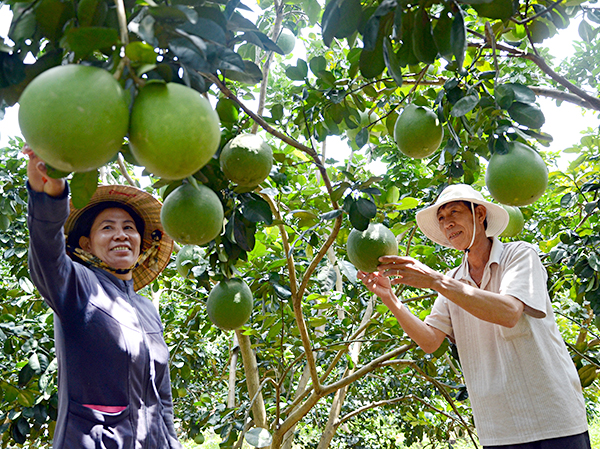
[64,400,133,449]
[499,314,532,341]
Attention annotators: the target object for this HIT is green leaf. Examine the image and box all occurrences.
[61,27,120,59]
[224,60,263,85]
[125,41,158,65]
[70,171,99,209]
[578,19,595,42]
[412,7,437,64]
[285,60,308,80]
[450,8,466,69]
[450,94,479,117]
[383,38,403,87]
[309,56,327,75]
[240,195,273,225]
[363,0,396,51]
[356,197,377,218]
[508,101,545,129]
[433,10,453,59]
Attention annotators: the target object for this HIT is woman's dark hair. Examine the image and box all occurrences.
[67,202,145,251]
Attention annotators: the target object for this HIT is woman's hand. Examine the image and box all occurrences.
[23,145,66,197]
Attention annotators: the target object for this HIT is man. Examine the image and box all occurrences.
[358,184,590,449]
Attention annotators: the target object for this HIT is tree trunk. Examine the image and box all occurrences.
[317,295,375,448]
[236,330,267,428]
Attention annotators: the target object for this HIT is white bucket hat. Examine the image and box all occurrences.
[415,184,509,248]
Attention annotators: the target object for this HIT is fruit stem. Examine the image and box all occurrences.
[186,175,201,191]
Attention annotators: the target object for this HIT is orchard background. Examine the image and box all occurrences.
[0,0,600,447]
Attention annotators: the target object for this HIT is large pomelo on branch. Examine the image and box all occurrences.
[485,141,548,206]
[129,82,221,180]
[346,223,398,273]
[207,278,253,330]
[160,182,224,246]
[219,134,273,187]
[18,64,129,173]
[393,104,443,159]
[276,28,296,55]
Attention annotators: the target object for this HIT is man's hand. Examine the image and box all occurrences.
[23,145,66,197]
[377,255,441,290]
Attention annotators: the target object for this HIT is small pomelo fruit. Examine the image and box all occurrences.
[216,97,239,123]
[175,244,205,278]
[160,182,224,245]
[393,104,444,159]
[276,28,296,55]
[485,141,548,206]
[18,64,129,172]
[129,82,221,180]
[346,110,379,148]
[206,278,253,330]
[472,0,517,21]
[499,205,524,237]
[220,134,273,187]
[346,223,398,273]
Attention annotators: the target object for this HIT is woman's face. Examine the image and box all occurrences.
[79,207,142,279]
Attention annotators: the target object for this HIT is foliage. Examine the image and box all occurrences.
[1,0,600,446]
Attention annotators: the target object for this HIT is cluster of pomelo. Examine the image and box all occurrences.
[345,103,549,273]
[18,64,277,331]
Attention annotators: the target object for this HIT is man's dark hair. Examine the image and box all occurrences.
[67,202,145,251]
[460,201,488,230]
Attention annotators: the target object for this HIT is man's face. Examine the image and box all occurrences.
[79,208,142,275]
[436,201,483,251]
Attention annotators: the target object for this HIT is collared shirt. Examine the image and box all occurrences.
[425,238,587,446]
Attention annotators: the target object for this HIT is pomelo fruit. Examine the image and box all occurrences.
[175,244,205,278]
[219,134,273,187]
[206,278,253,330]
[276,28,296,55]
[346,109,379,148]
[160,182,224,245]
[485,141,548,206]
[18,64,129,173]
[499,205,524,237]
[129,82,221,180]
[472,0,517,21]
[346,223,398,273]
[393,104,444,159]
[216,97,239,123]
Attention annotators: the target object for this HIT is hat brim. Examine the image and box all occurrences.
[64,185,174,291]
[416,197,509,248]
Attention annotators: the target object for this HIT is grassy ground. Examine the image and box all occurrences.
[183,419,600,448]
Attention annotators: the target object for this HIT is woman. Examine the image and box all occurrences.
[25,147,181,449]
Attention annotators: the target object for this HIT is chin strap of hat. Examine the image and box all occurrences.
[68,230,164,275]
[464,202,477,254]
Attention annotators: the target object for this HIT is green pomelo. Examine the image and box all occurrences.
[216,97,239,123]
[499,205,525,237]
[18,64,129,173]
[206,278,253,330]
[276,28,296,55]
[346,110,379,147]
[220,134,273,187]
[129,82,221,180]
[472,0,516,21]
[485,141,548,206]
[346,223,398,273]
[160,183,224,246]
[175,244,205,278]
[393,104,444,159]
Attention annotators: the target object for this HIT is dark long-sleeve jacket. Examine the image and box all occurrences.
[27,185,181,449]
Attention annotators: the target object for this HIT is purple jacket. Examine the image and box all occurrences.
[27,185,181,449]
